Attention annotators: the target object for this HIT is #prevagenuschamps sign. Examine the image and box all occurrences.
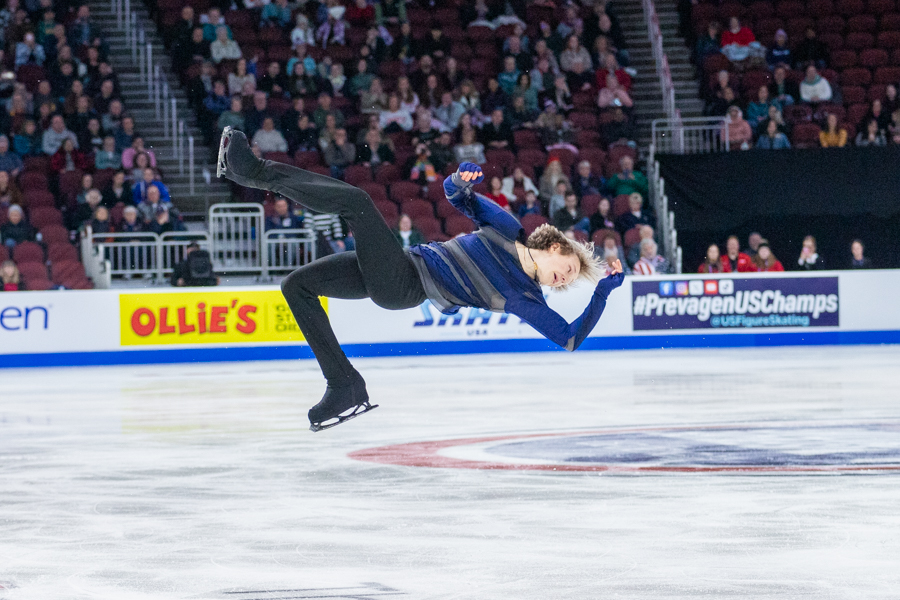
[631,277,839,331]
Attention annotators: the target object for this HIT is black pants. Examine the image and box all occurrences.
[272,163,427,384]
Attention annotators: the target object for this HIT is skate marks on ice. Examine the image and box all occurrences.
[192,582,404,600]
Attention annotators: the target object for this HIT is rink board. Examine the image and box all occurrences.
[1,270,898,367]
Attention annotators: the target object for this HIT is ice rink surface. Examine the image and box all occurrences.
[2,346,900,599]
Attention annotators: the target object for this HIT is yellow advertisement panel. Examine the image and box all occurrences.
[119,290,325,346]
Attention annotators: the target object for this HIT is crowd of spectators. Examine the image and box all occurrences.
[697,232,874,272]
[160,0,670,266]
[690,0,900,150]
[0,0,184,290]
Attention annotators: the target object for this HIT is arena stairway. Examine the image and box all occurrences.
[618,0,704,149]
[88,0,232,216]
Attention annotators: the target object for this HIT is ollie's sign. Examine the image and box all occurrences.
[119,290,323,345]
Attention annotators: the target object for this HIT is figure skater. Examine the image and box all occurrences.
[217,128,624,431]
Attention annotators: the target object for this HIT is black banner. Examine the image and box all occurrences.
[657,147,900,270]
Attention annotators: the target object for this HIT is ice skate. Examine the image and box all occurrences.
[308,373,378,432]
[216,126,268,189]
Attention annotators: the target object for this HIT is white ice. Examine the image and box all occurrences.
[1,346,900,599]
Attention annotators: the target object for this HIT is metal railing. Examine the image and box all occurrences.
[650,116,729,159]
[85,204,317,286]
[643,0,677,122]
[647,153,682,273]
[111,0,196,194]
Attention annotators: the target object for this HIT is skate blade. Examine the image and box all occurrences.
[216,126,233,178]
[309,403,378,432]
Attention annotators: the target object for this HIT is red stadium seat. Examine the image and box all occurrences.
[12,241,44,264]
[868,0,896,13]
[263,152,292,165]
[830,49,859,68]
[434,198,457,219]
[820,32,845,49]
[47,243,78,262]
[294,151,322,168]
[777,0,806,18]
[19,171,49,191]
[624,227,643,250]
[444,214,476,236]
[0,245,8,263]
[484,149,515,172]
[39,225,69,246]
[880,12,900,30]
[841,67,873,85]
[877,30,900,47]
[568,111,598,129]
[389,181,422,204]
[848,14,878,32]
[613,194,632,217]
[16,64,46,93]
[816,15,846,34]
[374,163,402,186]
[874,65,900,81]
[846,32,876,49]
[29,207,63,229]
[374,200,399,222]
[519,214,548,236]
[791,122,823,148]
[860,48,889,66]
[580,194,603,216]
[23,190,56,207]
[359,182,389,204]
[809,0,836,15]
[426,182,447,204]
[847,102,871,125]
[591,228,621,247]
[837,0,866,15]
[400,199,434,220]
[842,85,868,103]
[578,148,608,173]
[867,83,888,99]
[749,1,776,19]
[343,164,373,186]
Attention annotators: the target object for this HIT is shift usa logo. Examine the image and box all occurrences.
[632,277,839,330]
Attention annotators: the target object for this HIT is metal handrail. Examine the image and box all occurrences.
[643,0,677,122]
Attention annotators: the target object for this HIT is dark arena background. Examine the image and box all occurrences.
[1,0,899,597]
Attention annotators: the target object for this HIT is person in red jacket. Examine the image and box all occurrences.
[721,16,756,47]
[752,240,785,272]
[50,138,90,173]
[698,243,730,273]
[724,235,755,272]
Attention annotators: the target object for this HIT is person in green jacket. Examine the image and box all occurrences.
[606,155,648,198]
[393,214,425,249]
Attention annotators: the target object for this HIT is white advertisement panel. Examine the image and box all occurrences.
[0,270,898,367]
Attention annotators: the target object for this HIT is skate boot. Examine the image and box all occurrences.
[308,372,378,432]
[216,126,269,189]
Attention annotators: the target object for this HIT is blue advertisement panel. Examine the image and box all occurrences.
[632,277,840,331]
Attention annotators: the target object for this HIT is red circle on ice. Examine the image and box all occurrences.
[348,422,900,473]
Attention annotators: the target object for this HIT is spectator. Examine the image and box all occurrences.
[357,128,394,166]
[14,120,42,157]
[633,238,671,275]
[797,235,824,270]
[793,26,829,69]
[625,225,655,267]
[174,27,210,72]
[113,115,136,151]
[133,168,170,205]
[312,92,344,130]
[261,0,291,28]
[855,119,887,147]
[517,190,542,218]
[497,55,521,96]
[745,232,764,258]
[606,156,647,197]
[259,62,290,98]
[318,113,339,151]
[766,29,792,69]
[597,72,633,109]
[2,205,33,247]
[102,170,129,207]
[553,191,588,233]
[889,109,900,145]
[458,81,481,116]
[616,192,652,235]
[102,99,125,132]
[885,84,900,115]
[559,34,592,87]
[308,211,349,255]
[171,242,217,286]
[481,78,509,114]
[754,240,785,271]
[453,127,486,164]
[547,180,570,217]
[15,32,45,67]
[721,106,753,149]
[694,21,721,64]
[90,204,112,234]
[75,173,95,206]
[287,113,319,153]
[769,66,799,107]
[265,197,304,230]
[291,15,315,48]
[538,158,571,201]
[849,239,871,269]
[377,94,412,133]
[348,59,376,99]
[698,243,728,273]
[42,114,78,155]
[1,260,21,291]
[210,26,241,64]
[129,152,153,183]
[323,128,356,179]
[485,176,511,210]
[79,117,104,154]
[820,113,848,147]
[50,138,88,173]
[67,5,102,51]
[599,233,630,275]
[747,86,778,131]
[375,0,406,25]
[589,197,616,237]
[393,214,425,249]
[217,97,246,137]
[720,16,760,63]
[572,160,604,198]
[501,167,540,203]
[227,59,256,96]
[408,142,438,183]
[120,205,143,234]
[724,235,755,272]
[409,108,440,146]
[434,91,465,131]
[481,108,514,150]
[0,135,22,175]
[756,118,791,149]
[288,61,319,97]
[535,102,577,152]
[595,54,632,92]
[148,201,186,235]
[0,171,22,208]
[800,65,832,104]
[316,5,348,47]
[201,8,230,41]
[506,94,539,130]
[250,118,288,157]
[359,78,387,115]
[121,136,156,170]
[245,92,274,137]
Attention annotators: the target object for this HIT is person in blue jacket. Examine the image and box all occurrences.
[216,127,625,432]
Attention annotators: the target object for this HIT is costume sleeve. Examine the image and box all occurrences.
[443,164,523,240]
[505,272,624,351]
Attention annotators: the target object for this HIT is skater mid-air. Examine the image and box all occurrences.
[217,128,624,431]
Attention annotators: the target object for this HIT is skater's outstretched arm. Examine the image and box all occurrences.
[444,163,524,241]
[506,271,625,351]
